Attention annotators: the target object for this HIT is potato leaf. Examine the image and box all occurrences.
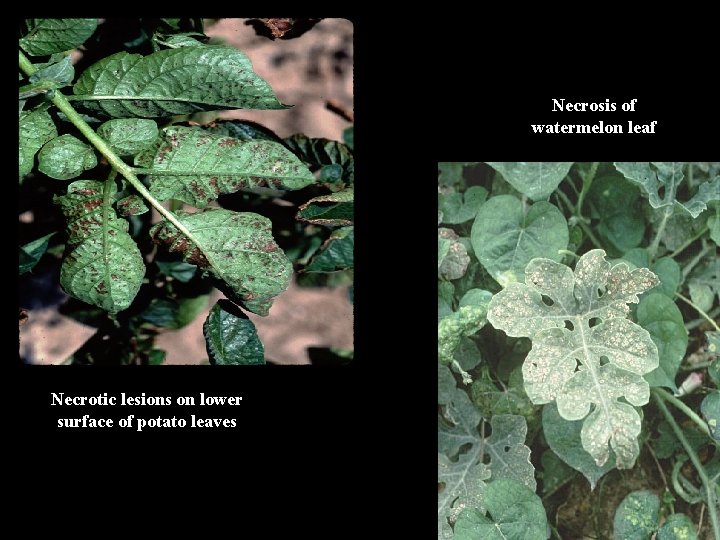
[19,233,56,274]
[97,118,159,157]
[54,180,145,313]
[304,226,353,272]
[149,208,292,316]
[614,162,720,218]
[135,127,315,207]
[485,162,573,201]
[296,188,353,226]
[72,46,286,117]
[19,107,58,177]
[20,19,98,56]
[471,195,568,287]
[38,134,97,180]
[487,249,659,468]
[204,300,265,365]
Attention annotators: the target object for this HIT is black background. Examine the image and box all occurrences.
[11,16,718,535]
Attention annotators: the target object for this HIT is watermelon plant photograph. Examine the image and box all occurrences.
[438,162,719,539]
[19,18,354,365]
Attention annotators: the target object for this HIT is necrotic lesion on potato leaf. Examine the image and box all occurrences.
[487,249,660,469]
[54,180,145,313]
[135,127,315,208]
[149,208,292,316]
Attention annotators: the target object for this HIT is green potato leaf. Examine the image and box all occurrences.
[19,107,58,177]
[204,300,265,365]
[296,188,353,226]
[304,226,353,272]
[19,233,56,274]
[471,195,568,287]
[140,295,209,329]
[72,46,286,117]
[20,19,98,56]
[488,249,659,468]
[38,134,97,180]
[97,118,159,157]
[29,55,75,88]
[149,208,292,316]
[135,127,315,207]
[613,490,660,540]
[485,162,573,201]
[54,180,145,313]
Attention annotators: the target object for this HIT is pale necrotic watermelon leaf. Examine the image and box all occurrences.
[438,227,470,281]
[135,127,315,207]
[438,385,536,538]
[542,403,615,489]
[72,46,286,117]
[613,162,720,218]
[485,162,574,201]
[438,289,492,365]
[54,180,145,313]
[487,249,659,468]
[453,480,549,540]
[471,195,568,287]
[149,208,292,316]
[20,19,98,56]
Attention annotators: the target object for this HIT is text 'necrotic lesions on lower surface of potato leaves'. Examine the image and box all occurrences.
[149,208,292,316]
[54,180,145,313]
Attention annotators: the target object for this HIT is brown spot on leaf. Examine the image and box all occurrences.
[82,199,102,211]
[75,188,99,196]
[187,247,209,267]
[218,137,239,149]
[263,242,278,252]
[96,282,107,292]
[209,177,219,194]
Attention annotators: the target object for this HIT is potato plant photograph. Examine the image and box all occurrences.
[19,19,354,365]
[438,162,719,539]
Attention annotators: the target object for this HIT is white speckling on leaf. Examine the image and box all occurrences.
[487,249,659,469]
